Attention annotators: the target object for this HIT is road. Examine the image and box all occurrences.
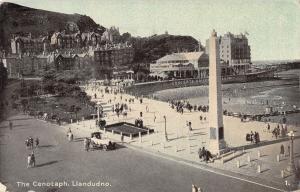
[0,114,284,192]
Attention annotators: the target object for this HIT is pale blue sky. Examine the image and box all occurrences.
[1,0,300,60]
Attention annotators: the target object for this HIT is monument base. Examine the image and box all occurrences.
[208,139,228,155]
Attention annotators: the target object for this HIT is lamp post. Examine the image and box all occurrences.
[97,101,101,122]
[287,131,296,174]
[163,115,168,141]
[285,130,298,190]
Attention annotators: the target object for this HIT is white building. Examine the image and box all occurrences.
[150,51,209,79]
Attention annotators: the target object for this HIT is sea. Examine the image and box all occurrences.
[152,69,300,125]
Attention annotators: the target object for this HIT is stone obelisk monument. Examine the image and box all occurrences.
[208,30,227,155]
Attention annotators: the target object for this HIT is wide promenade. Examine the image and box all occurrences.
[80,85,300,190]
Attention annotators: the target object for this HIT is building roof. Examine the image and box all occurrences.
[14,36,48,43]
[157,51,206,63]
[81,32,101,41]
[77,53,88,58]
[55,53,79,59]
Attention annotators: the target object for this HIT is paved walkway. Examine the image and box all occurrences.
[65,85,300,189]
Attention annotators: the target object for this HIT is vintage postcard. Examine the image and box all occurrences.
[0,0,299,191]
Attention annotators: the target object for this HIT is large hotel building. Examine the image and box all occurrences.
[206,32,251,74]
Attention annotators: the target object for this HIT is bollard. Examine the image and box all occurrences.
[277,154,280,162]
[281,170,284,178]
[257,165,261,173]
[130,134,133,140]
[139,132,142,143]
[112,130,114,135]
[147,129,150,135]
[236,160,240,168]
[104,128,106,134]
[77,120,79,125]
[70,119,73,124]
[247,155,251,162]
[258,150,261,158]
[121,132,123,137]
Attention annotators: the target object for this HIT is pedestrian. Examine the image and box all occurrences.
[280,144,284,157]
[9,120,13,130]
[84,138,89,151]
[198,147,205,161]
[31,152,35,167]
[254,132,258,144]
[35,138,39,148]
[67,132,73,142]
[188,121,192,131]
[57,118,61,126]
[29,137,34,149]
[27,154,32,168]
[267,123,271,133]
[250,131,254,143]
[121,135,124,143]
[287,145,290,157]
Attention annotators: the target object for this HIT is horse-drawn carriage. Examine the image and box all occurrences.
[89,132,116,151]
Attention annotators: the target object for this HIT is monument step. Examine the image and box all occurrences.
[214,149,234,160]
[215,150,245,164]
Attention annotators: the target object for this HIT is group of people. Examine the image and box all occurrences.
[135,118,144,128]
[245,131,260,144]
[25,137,39,149]
[186,121,192,131]
[199,115,207,122]
[198,147,213,163]
[169,100,209,114]
[67,128,74,142]
[271,123,287,139]
[25,137,39,168]
[280,144,290,158]
[112,103,129,118]
[27,152,36,168]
